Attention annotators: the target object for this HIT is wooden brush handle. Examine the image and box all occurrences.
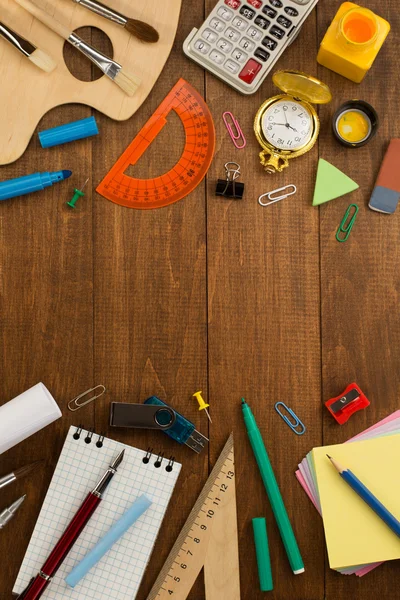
[15,0,71,40]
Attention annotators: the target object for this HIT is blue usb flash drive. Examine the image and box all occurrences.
[109,396,208,454]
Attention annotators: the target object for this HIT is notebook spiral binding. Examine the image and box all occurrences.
[72,426,176,471]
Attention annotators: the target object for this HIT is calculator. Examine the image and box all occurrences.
[183,0,319,95]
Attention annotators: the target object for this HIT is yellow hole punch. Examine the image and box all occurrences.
[193,391,212,424]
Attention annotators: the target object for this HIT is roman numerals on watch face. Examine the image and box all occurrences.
[262,100,313,150]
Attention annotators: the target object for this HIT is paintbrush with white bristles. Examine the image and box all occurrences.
[0,21,56,72]
[15,0,141,96]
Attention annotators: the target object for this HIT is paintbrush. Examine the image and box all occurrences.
[15,0,141,96]
[0,22,56,72]
[0,460,44,490]
[71,0,159,43]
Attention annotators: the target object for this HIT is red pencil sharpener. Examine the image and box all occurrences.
[325,383,370,425]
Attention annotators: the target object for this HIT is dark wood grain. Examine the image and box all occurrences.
[0,1,399,599]
[205,2,324,599]
[317,1,400,598]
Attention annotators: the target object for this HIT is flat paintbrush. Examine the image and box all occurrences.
[15,0,141,96]
[71,0,159,43]
[0,460,44,490]
[0,22,56,72]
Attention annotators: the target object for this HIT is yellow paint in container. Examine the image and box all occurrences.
[337,110,371,144]
[317,2,390,83]
[332,100,379,148]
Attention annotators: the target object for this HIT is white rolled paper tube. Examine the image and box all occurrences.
[0,383,62,455]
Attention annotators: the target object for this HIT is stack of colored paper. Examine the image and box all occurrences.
[296,411,400,576]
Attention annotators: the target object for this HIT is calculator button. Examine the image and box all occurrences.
[210,18,226,32]
[262,6,277,18]
[239,37,256,51]
[254,47,270,61]
[240,5,256,19]
[270,25,285,39]
[225,27,241,41]
[269,0,283,6]
[209,49,225,64]
[225,0,241,8]
[232,48,248,62]
[277,15,292,28]
[262,35,278,50]
[194,40,211,54]
[217,6,234,20]
[239,58,262,83]
[225,59,240,74]
[232,16,248,31]
[248,0,263,7]
[247,26,263,40]
[284,6,299,16]
[202,28,218,43]
[217,38,234,53]
[254,16,270,29]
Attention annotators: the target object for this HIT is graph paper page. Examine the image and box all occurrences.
[14,426,181,599]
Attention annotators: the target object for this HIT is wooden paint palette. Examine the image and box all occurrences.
[0,0,182,165]
[97,79,215,209]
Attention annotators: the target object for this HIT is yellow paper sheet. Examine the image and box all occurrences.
[312,434,400,569]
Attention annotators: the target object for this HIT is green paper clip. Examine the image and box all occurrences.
[336,203,359,243]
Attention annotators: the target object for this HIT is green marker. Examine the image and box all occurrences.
[241,399,305,575]
[252,518,273,592]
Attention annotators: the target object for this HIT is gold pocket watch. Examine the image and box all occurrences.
[254,70,332,174]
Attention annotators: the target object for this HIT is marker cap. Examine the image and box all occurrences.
[252,518,273,592]
[39,117,99,149]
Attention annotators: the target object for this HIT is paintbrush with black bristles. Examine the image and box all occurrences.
[71,0,159,43]
[0,460,44,490]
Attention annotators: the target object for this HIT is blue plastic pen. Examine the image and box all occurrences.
[0,170,72,201]
[328,455,400,537]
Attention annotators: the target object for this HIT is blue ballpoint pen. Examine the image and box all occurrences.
[328,455,400,537]
[0,170,72,201]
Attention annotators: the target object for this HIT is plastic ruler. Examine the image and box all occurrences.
[146,433,241,600]
[97,79,215,210]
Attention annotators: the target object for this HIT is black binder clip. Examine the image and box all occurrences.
[216,162,245,200]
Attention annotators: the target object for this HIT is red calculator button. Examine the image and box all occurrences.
[249,0,263,7]
[239,59,262,84]
[225,0,241,8]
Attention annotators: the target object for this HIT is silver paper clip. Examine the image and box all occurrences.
[258,184,297,207]
[223,112,246,150]
[68,385,106,412]
[274,402,306,436]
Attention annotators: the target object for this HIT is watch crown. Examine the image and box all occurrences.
[259,151,289,174]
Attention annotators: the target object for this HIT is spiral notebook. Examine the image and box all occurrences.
[13,426,182,599]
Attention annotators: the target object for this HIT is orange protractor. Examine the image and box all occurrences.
[96,79,215,210]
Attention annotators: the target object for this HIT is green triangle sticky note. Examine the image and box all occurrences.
[313,159,359,206]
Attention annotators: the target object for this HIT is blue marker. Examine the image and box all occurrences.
[0,170,72,201]
[65,494,152,588]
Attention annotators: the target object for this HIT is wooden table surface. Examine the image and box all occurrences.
[0,1,399,598]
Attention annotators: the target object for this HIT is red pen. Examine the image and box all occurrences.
[17,449,125,600]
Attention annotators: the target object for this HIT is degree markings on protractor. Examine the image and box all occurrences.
[146,433,240,600]
[97,79,216,209]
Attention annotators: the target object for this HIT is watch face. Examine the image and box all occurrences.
[262,100,313,150]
